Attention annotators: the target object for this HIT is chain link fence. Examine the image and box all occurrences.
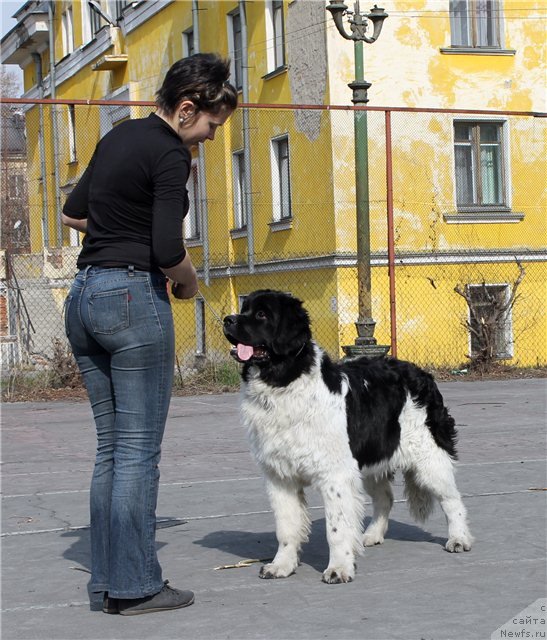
[1,100,545,385]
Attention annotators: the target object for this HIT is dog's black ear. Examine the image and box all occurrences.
[271,297,311,355]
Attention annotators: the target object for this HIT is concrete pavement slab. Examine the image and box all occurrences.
[1,379,546,640]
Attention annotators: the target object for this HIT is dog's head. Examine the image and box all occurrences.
[223,290,312,365]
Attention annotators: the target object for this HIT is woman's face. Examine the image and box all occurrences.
[178,104,233,147]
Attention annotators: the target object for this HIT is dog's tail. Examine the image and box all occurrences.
[425,381,458,460]
[407,367,458,460]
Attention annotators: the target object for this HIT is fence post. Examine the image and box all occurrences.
[385,109,397,357]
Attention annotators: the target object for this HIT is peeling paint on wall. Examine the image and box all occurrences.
[287,0,327,140]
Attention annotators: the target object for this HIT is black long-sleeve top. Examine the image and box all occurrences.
[63,113,191,272]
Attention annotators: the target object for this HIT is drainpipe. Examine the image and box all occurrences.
[192,0,211,286]
[239,0,254,273]
[32,52,49,248]
[47,0,63,247]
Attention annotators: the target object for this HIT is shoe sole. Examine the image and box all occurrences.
[118,595,195,616]
[103,606,119,614]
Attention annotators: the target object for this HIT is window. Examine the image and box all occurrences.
[67,105,77,163]
[61,6,74,56]
[183,28,194,57]
[195,298,206,355]
[89,1,103,36]
[450,0,501,48]
[266,0,286,72]
[232,150,248,229]
[184,160,201,240]
[466,284,513,359]
[228,11,243,90]
[454,121,506,210]
[271,136,292,220]
[111,0,128,22]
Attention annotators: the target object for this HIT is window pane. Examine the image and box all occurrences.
[233,152,247,228]
[476,0,499,47]
[273,2,285,68]
[232,13,243,89]
[195,299,205,354]
[278,140,291,218]
[239,153,247,226]
[455,123,472,141]
[455,146,474,205]
[280,162,290,217]
[450,0,469,46]
[480,123,499,143]
[480,145,502,204]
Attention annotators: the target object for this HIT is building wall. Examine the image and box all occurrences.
[3,0,545,368]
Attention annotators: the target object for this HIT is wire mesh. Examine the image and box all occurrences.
[1,101,545,377]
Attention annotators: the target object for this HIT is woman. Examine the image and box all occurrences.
[62,53,237,616]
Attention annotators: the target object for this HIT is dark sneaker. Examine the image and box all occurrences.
[102,593,118,614]
[118,581,195,616]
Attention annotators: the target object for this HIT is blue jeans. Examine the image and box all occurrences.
[64,266,174,599]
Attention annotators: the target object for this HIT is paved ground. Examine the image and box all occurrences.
[2,379,546,640]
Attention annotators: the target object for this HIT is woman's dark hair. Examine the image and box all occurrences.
[156,53,238,115]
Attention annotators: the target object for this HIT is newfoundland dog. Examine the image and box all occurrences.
[223,290,472,584]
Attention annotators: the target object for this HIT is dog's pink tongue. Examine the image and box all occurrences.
[237,344,254,361]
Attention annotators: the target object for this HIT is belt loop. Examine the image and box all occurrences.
[83,265,92,281]
[128,265,135,277]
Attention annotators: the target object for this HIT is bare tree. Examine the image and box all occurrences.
[1,68,21,101]
[454,260,526,373]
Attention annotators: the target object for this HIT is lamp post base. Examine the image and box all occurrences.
[342,343,390,360]
[342,317,390,360]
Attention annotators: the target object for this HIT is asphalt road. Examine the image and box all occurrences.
[2,378,546,640]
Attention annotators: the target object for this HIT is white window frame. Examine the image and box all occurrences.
[265,0,285,73]
[182,28,194,58]
[466,283,514,359]
[232,150,248,230]
[81,0,93,43]
[67,104,77,163]
[195,297,206,355]
[271,135,292,221]
[453,117,511,212]
[227,10,243,90]
[184,159,201,240]
[61,6,74,56]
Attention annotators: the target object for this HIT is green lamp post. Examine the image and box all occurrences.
[326,2,389,358]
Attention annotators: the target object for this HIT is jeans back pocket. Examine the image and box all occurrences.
[89,288,130,335]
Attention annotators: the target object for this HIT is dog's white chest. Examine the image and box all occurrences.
[240,370,350,483]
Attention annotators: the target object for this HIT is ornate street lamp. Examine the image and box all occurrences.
[326,2,389,358]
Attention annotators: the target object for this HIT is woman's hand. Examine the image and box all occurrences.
[171,280,198,300]
[161,253,198,299]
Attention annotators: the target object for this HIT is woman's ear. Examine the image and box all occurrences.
[177,100,196,120]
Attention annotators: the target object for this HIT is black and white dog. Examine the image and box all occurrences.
[223,290,472,584]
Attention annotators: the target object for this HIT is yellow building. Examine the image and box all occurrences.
[1,0,546,368]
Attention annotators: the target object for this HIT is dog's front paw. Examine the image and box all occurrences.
[322,564,355,584]
[259,562,296,579]
[445,535,472,553]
